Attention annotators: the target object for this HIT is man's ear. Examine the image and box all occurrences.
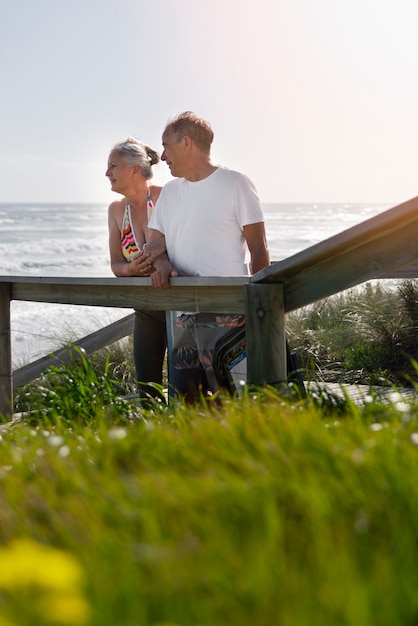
[183,135,193,152]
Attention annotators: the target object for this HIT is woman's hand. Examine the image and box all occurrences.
[134,238,167,272]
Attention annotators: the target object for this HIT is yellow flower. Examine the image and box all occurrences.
[38,591,90,624]
[0,539,90,624]
[0,539,85,591]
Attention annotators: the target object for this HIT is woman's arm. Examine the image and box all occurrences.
[108,202,131,276]
[147,229,178,289]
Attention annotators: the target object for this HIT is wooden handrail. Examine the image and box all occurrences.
[3,276,249,313]
[13,314,135,389]
[252,195,418,311]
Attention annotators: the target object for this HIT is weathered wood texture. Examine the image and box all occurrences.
[382,261,418,279]
[245,283,286,385]
[4,276,249,314]
[253,195,418,311]
[13,314,135,389]
[0,283,12,418]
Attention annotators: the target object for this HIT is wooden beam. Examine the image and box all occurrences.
[4,276,248,314]
[245,283,286,386]
[252,195,418,311]
[13,314,135,389]
[0,282,12,419]
[381,261,418,279]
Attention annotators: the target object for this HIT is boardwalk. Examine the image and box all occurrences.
[307,382,417,406]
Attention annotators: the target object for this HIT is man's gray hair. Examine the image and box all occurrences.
[165,112,214,152]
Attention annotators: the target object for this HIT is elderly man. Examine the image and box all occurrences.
[144,111,270,401]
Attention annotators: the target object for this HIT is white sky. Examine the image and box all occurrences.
[1,0,418,204]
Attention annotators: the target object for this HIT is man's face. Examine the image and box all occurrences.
[161,129,187,178]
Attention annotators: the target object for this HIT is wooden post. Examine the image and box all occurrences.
[244,283,286,386]
[0,282,12,419]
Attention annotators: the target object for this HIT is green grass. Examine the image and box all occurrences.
[3,371,418,624]
[287,279,418,386]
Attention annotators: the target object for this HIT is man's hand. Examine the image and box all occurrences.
[134,237,167,273]
[150,257,178,289]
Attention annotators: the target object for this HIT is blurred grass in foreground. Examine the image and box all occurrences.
[2,381,418,625]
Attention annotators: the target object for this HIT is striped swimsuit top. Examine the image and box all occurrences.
[121,191,154,262]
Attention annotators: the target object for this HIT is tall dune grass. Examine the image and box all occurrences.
[287,279,418,385]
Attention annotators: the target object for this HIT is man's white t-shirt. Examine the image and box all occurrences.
[148,166,265,277]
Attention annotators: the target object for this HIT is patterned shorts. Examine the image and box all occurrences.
[170,313,245,395]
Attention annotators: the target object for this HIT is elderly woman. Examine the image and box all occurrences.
[106,137,167,400]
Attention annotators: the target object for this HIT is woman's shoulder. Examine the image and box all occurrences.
[108,197,127,214]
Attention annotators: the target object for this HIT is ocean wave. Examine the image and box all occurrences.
[0,253,111,277]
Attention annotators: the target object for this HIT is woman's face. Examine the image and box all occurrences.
[105,150,134,194]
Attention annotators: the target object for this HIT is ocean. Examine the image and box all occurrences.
[0,201,391,367]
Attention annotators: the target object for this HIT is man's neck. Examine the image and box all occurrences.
[185,161,217,182]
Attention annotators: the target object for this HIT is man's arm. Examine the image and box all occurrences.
[243,222,270,274]
[132,234,167,267]
[146,229,178,289]
[122,235,166,277]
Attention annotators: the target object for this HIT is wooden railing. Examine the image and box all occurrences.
[2,195,418,418]
[12,313,136,389]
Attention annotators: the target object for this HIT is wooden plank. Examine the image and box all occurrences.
[245,283,286,386]
[1,276,249,288]
[252,195,418,311]
[6,277,248,314]
[13,314,135,389]
[0,282,12,419]
[381,261,418,279]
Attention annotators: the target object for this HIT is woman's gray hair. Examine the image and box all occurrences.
[112,137,159,180]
